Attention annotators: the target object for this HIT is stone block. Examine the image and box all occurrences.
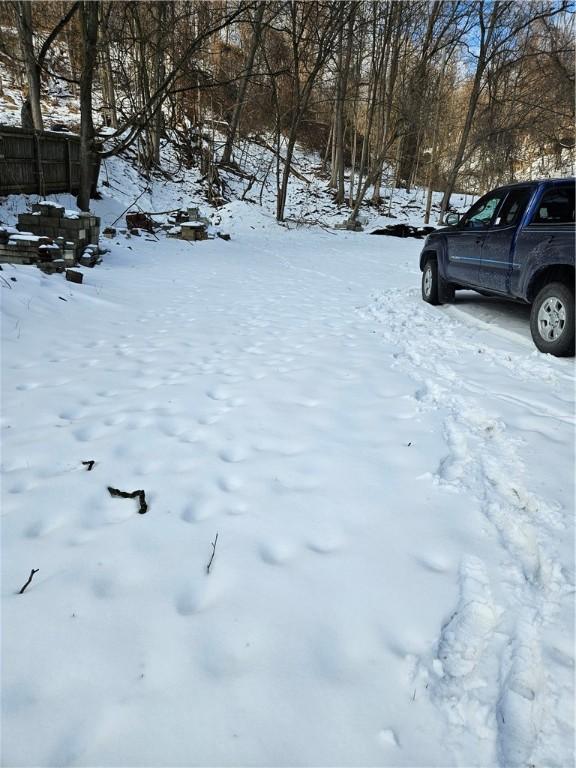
[1,255,35,264]
[181,223,208,241]
[66,269,83,284]
[60,218,83,230]
[32,203,64,218]
[17,214,39,228]
[38,261,65,274]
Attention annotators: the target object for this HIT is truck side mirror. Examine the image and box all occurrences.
[445,212,461,226]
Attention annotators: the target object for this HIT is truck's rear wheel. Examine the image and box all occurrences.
[530,282,575,357]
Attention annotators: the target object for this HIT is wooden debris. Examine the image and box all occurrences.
[126,212,155,233]
[107,486,148,514]
[206,532,219,574]
[66,269,83,284]
[18,568,39,594]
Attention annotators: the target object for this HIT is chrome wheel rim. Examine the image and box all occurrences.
[423,267,433,297]
[537,296,566,342]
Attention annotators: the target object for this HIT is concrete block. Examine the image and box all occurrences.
[66,269,83,284]
[60,218,83,230]
[0,253,35,264]
[32,203,64,218]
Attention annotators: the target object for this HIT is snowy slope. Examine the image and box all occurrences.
[1,201,574,766]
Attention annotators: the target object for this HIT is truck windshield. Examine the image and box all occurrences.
[461,192,505,229]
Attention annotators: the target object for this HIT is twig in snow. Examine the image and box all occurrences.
[206,532,219,574]
[0,275,13,289]
[18,568,39,594]
[107,486,148,514]
[82,460,95,471]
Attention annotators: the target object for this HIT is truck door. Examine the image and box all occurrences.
[512,183,576,297]
[479,187,534,294]
[445,190,505,286]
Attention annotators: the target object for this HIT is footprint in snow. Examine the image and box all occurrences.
[175,579,221,616]
[224,501,248,516]
[306,531,345,555]
[259,539,296,566]
[218,446,248,464]
[16,382,40,391]
[217,475,243,493]
[206,387,231,401]
[181,496,215,523]
[25,515,65,539]
[92,575,117,599]
[378,729,399,748]
[415,552,452,574]
[197,411,223,426]
[436,555,499,678]
[73,424,109,443]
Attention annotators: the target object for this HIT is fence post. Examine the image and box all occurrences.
[65,138,72,192]
[33,132,45,197]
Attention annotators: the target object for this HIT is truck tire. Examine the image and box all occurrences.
[530,282,575,357]
[422,258,454,305]
[422,259,440,304]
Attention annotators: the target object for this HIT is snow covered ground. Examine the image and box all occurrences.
[1,196,574,766]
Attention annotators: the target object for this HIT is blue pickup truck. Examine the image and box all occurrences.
[420,178,575,356]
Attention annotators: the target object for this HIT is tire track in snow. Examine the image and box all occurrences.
[359,287,574,767]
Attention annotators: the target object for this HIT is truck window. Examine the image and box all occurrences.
[461,191,505,229]
[493,188,533,227]
[531,186,575,224]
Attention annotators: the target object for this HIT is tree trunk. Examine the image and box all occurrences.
[77,1,99,211]
[439,3,498,221]
[276,132,297,221]
[13,1,43,130]
[99,3,117,129]
[150,2,167,167]
[221,3,265,166]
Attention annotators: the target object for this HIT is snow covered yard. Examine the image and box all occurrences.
[1,215,574,767]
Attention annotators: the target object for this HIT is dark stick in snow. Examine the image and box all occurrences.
[82,460,95,471]
[107,486,148,514]
[206,533,219,574]
[18,569,39,594]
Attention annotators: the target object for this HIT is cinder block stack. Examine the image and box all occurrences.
[17,202,100,257]
[180,221,208,241]
[0,227,63,266]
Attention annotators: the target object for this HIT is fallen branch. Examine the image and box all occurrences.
[82,460,95,471]
[18,568,39,594]
[283,217,337,234]
[107,486,148,514]
[135,208,181,216]
[206,532,219,574]
[110,186,150,228]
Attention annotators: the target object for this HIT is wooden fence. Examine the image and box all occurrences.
[0,125,100,197]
